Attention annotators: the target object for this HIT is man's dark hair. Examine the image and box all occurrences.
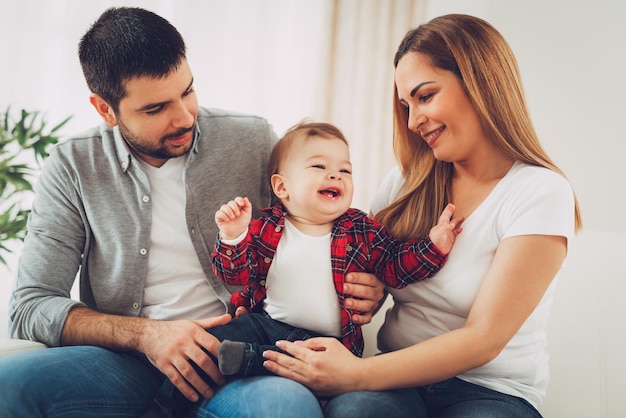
[78,7,186,112]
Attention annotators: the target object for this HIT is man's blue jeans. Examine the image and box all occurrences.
[0,345,322,418]
[152,312,324,417]
[323,377,543,418]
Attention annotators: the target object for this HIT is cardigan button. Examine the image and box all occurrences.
[346,245,353,252]
[264,257,271,263]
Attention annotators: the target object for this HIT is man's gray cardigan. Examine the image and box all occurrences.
[9,107,276,346]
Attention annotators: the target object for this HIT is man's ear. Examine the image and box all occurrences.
[271,174,288,199]
[89,93,118,127]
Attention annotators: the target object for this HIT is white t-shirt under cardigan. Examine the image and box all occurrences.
[371,161,576,408]
[138,155,226,321]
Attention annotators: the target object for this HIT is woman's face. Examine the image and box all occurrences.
[394,52,486,163]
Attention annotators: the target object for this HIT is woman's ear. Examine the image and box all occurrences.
[271,174,288,199]
[89,93,118,127]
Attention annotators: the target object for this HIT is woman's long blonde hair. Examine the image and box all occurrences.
[375,14,582,240]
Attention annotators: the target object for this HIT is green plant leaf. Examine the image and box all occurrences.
[0,107,71,268]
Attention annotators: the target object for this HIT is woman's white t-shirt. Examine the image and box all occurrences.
[371,162,575,408]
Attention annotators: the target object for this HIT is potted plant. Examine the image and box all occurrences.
[0,108,71,266]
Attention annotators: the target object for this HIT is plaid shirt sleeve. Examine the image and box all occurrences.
[369,219,447,288]
[212,210,282,311]
[212,218,267,310]
[343,210,448,289]
[212,237,252,286]
[212,233,254,310]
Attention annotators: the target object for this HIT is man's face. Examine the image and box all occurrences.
[115,59,199,167]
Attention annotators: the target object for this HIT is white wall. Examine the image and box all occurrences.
[0,0,338,142]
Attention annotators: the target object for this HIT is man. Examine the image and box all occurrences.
[0,7,383,417]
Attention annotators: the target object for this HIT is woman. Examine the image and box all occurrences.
[263,14,582,417]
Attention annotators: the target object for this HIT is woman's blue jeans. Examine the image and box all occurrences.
[0,345,322,418]
[323,377,543,418]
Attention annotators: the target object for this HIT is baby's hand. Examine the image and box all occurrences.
[215,197,253,240]
[429,203,463,255]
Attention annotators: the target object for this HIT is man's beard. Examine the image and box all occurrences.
[118,119,194,161]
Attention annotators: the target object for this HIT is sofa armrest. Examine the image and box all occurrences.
[0,337,47,359]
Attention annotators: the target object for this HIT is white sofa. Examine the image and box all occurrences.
[537,229,626,417]
[2,229,624,417]
[0,303,46,359]
[0,337,46,359]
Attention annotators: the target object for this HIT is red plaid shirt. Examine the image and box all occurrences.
[212,204,447,357]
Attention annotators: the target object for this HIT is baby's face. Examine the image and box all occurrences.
[276,136,354,225]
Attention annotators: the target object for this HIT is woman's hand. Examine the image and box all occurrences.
[343,272,386,325]
[262,337,364,397]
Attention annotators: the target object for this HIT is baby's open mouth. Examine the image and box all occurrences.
[319,188,341,198]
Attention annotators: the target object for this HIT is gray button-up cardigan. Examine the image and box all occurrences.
[9,107,276,346]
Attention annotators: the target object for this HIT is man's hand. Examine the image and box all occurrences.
[343,272,386,325]
[140,314,232,402]
[61,308,233,402]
